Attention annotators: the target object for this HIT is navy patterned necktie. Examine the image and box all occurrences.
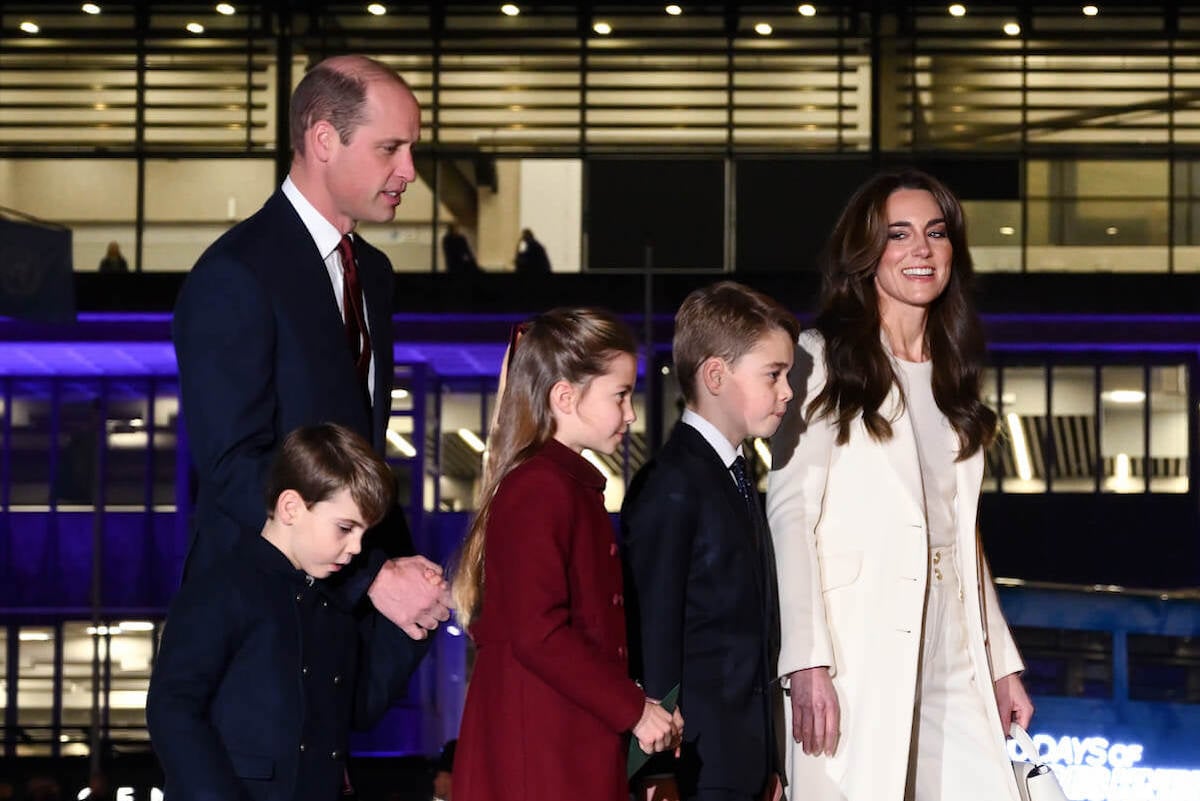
[731,455,762,547]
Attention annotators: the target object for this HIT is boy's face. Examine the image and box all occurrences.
[289,487,368,579]
[720,328,795,441]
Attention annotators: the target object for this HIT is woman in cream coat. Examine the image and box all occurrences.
[767,169,1033,801]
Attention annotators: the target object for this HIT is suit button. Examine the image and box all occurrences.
[331,750,342,760]
[295,592,303,602]
[321,599,329,608]
[609,543,618,557]
[333,675,342,685]
[299,743,307,753]
[301,666,309,676]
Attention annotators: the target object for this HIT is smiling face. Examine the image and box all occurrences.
[552,352,638,456]
[272,487,367,579]
[873,188,953,324]
[321,77,420,232]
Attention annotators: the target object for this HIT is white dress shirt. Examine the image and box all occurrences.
[681,408,742,485]
[280,177,375,403]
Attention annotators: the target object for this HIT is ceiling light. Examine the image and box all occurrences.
[185,21,205,33]
[798,4,817,16]
[457,428,487,454]
[82,3,102,14]
[1003,21,1021,35]
[19,631,51,641]
[118,620,155,631]
[999,226,1015,236]
[593,20,612,35]
[216,3,236,14]
[385,429,416,458]
[1082,4,1098,15]
[391,388,409,400]
[87,625,122,636]
[1103,390,1146,404]
[19,20,39,34]
[367,3,386,15]
[1105,226,1119,236]
[754,22,773,35]
[665,4,682,14]
[500,3,519,15]
[949,3,966,16]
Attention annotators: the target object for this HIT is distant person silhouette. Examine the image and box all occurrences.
[442,224,480,274]
[98,241,128,274]
[514,228,551,274]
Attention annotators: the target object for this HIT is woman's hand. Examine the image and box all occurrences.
[789,666,840,756]
[633,699,683,754]
[994,672,1034,736]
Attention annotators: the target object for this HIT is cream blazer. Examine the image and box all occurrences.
[766,331,1024,801]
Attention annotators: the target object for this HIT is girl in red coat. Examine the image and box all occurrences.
[451,308,683,801]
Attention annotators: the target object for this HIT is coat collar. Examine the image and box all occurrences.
[539,438,607,491]
[243,533,346,605]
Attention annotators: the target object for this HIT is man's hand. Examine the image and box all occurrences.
[367,556,452,640]
[789,666,840,757]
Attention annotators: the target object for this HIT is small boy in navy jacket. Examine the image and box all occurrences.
[148,424,422,801]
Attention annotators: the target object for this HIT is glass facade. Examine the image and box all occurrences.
[5,4,1200,273]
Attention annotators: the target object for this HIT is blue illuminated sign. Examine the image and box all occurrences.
[1009,732,1200,801]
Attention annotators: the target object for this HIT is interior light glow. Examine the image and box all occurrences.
[19,20,40,33]
[216,3,236,14]
[754,22,773,35]
[949,4,966,16]
[665,4,682,15]
[593,20,612,34]
[367,3,387,15]
[1082,5,1099,16]
[500,3,519,16]
[386,429,417,458]
[1006,413,1033,481]
[1003,21,1021,35]
[798,4,817,16]
[1102,390,1146,404]
[82,3,102,14]
[457,428,486,454]
[185,21,205,33]
[753,439,773,470]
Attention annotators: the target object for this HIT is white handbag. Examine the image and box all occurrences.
[1010,723,1071,801]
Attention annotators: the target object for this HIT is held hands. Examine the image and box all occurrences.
[632,699,684,755]
[993,672,1034,737]
[367,555,453,640]
[789,666,840,757]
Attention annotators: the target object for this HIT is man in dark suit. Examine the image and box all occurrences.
[622,282,798,801]
[172,55,449,640]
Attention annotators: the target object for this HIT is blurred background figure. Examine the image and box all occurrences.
[97,241,128,274]
[442,224,480,274]
[433,739,456,801]
[514,228,551,274]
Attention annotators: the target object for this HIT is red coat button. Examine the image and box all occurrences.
[609,543,618,557]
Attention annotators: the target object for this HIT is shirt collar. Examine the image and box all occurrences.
[281,176,346,262]
[681,408,743,469]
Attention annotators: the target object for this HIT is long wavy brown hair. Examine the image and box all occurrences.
[451,308,638,628]
[809,168,996,458]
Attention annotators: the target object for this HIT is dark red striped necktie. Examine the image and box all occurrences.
[335,234,371,399]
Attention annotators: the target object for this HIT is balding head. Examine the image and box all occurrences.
[289,55,413,156]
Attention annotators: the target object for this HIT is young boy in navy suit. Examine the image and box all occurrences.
[622,281,798,801]
[148,424,424,801]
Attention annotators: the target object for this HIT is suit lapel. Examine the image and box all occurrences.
[356,240,393,451]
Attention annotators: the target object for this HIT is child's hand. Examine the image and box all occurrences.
[632,699,682,754]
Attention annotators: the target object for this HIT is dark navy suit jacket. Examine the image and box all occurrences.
[621,421,781,797]
[172,189,404,599]
[147,536,421,801]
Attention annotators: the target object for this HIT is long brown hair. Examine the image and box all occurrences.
[810,168,996,458]
[451,308,638,628]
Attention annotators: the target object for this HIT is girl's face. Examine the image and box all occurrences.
[552,352,638,456]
